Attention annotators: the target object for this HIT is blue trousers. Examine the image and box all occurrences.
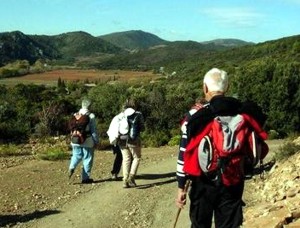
[69,146,94,181]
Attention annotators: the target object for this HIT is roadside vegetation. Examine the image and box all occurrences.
[0,31,300,161]
[274,141,300,161]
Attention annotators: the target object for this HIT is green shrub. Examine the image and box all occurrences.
[0,122,30,143]
[268,130,280,140]
[33,137,71,160]
[38,147,70,161]
[168,135,180,146]
[35,136,58,144]
[170,128,181,137]
[34,123,50,138]
[274,141,300,161]
[98,138,111,150]
[0,144,31,157]
[142,131,169,147]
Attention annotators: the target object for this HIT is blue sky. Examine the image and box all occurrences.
[1,0,300,43]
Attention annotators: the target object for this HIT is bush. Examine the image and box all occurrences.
[32,136,71,160]
[37,147,70,161]
[0,122,30,143]
[98,138,111,150]
[142,131,169,147]
[34,123,49,138]
[0,144,31,157]
[274,141,300,161]
[268,130,280,140]
[168,135,180,146]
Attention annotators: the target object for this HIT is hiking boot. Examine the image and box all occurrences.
[127,175,137,187]
[111,173,118,180]
[68,169,74,179]
[81,178,94,184]
[123,180,129,188]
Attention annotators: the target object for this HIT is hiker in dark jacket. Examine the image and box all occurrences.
[175,68,267,228]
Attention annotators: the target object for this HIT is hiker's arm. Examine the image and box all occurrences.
[176,188,187,209]
[89,114,100,145]
[107,115,119,145]
[176,112,190,192]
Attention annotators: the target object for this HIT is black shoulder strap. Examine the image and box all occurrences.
[187,106,214,139]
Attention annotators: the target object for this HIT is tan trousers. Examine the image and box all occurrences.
[120,145,141,181]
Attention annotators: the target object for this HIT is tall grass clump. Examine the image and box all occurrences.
[274,141,300,161]
[37,146,70,161]
[0,144,31,157]
[33,137,71,161]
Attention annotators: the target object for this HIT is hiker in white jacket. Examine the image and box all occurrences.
[107,99,144,188]
[107,112,125,180]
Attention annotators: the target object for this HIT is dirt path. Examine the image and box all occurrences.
[17,150,190,228]
[0,140,282,228]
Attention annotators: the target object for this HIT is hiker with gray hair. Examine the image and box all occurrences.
[175,68,268,227]
[68,98,99,184]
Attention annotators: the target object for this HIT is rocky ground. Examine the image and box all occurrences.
[0,140,299,228]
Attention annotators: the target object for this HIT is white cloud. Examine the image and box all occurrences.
[277,0,300,5]
[202,7,264,28]
[263,0,300,6]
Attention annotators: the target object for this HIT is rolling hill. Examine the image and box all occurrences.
[0,31,123,66]
[0,31,60,65]
[0,30,255,67]
[99,30,169,50]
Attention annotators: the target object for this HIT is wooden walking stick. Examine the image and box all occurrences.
[173,179,191,228]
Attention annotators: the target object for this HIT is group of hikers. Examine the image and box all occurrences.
[68,97,145,188]
[67,67,269,228]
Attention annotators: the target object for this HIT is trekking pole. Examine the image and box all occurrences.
[173,179,191,228]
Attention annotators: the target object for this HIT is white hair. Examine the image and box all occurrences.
[203,68,228,93]
[81,99,91,109]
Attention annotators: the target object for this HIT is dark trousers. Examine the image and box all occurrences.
[189,176,244,228]
[111,145,123,175]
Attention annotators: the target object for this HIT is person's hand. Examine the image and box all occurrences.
[175,188,187,209]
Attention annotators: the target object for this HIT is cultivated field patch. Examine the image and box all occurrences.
[0,69,158,86]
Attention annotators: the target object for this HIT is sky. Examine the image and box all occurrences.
[1,0,300,43]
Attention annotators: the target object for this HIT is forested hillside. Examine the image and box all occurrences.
[0,30,251,67]
[99,30,168,50]
[0,31,300,146]
[0,31,123,66]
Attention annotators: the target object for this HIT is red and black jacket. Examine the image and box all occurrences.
[176,95,267,189]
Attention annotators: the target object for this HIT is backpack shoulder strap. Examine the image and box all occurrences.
[242,113,268,140]
[183,122,214,176]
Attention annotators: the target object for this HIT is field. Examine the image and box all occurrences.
[0,69,158,86]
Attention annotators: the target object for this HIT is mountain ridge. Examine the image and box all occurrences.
[99,30,169,50]
[0,30,253,66]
